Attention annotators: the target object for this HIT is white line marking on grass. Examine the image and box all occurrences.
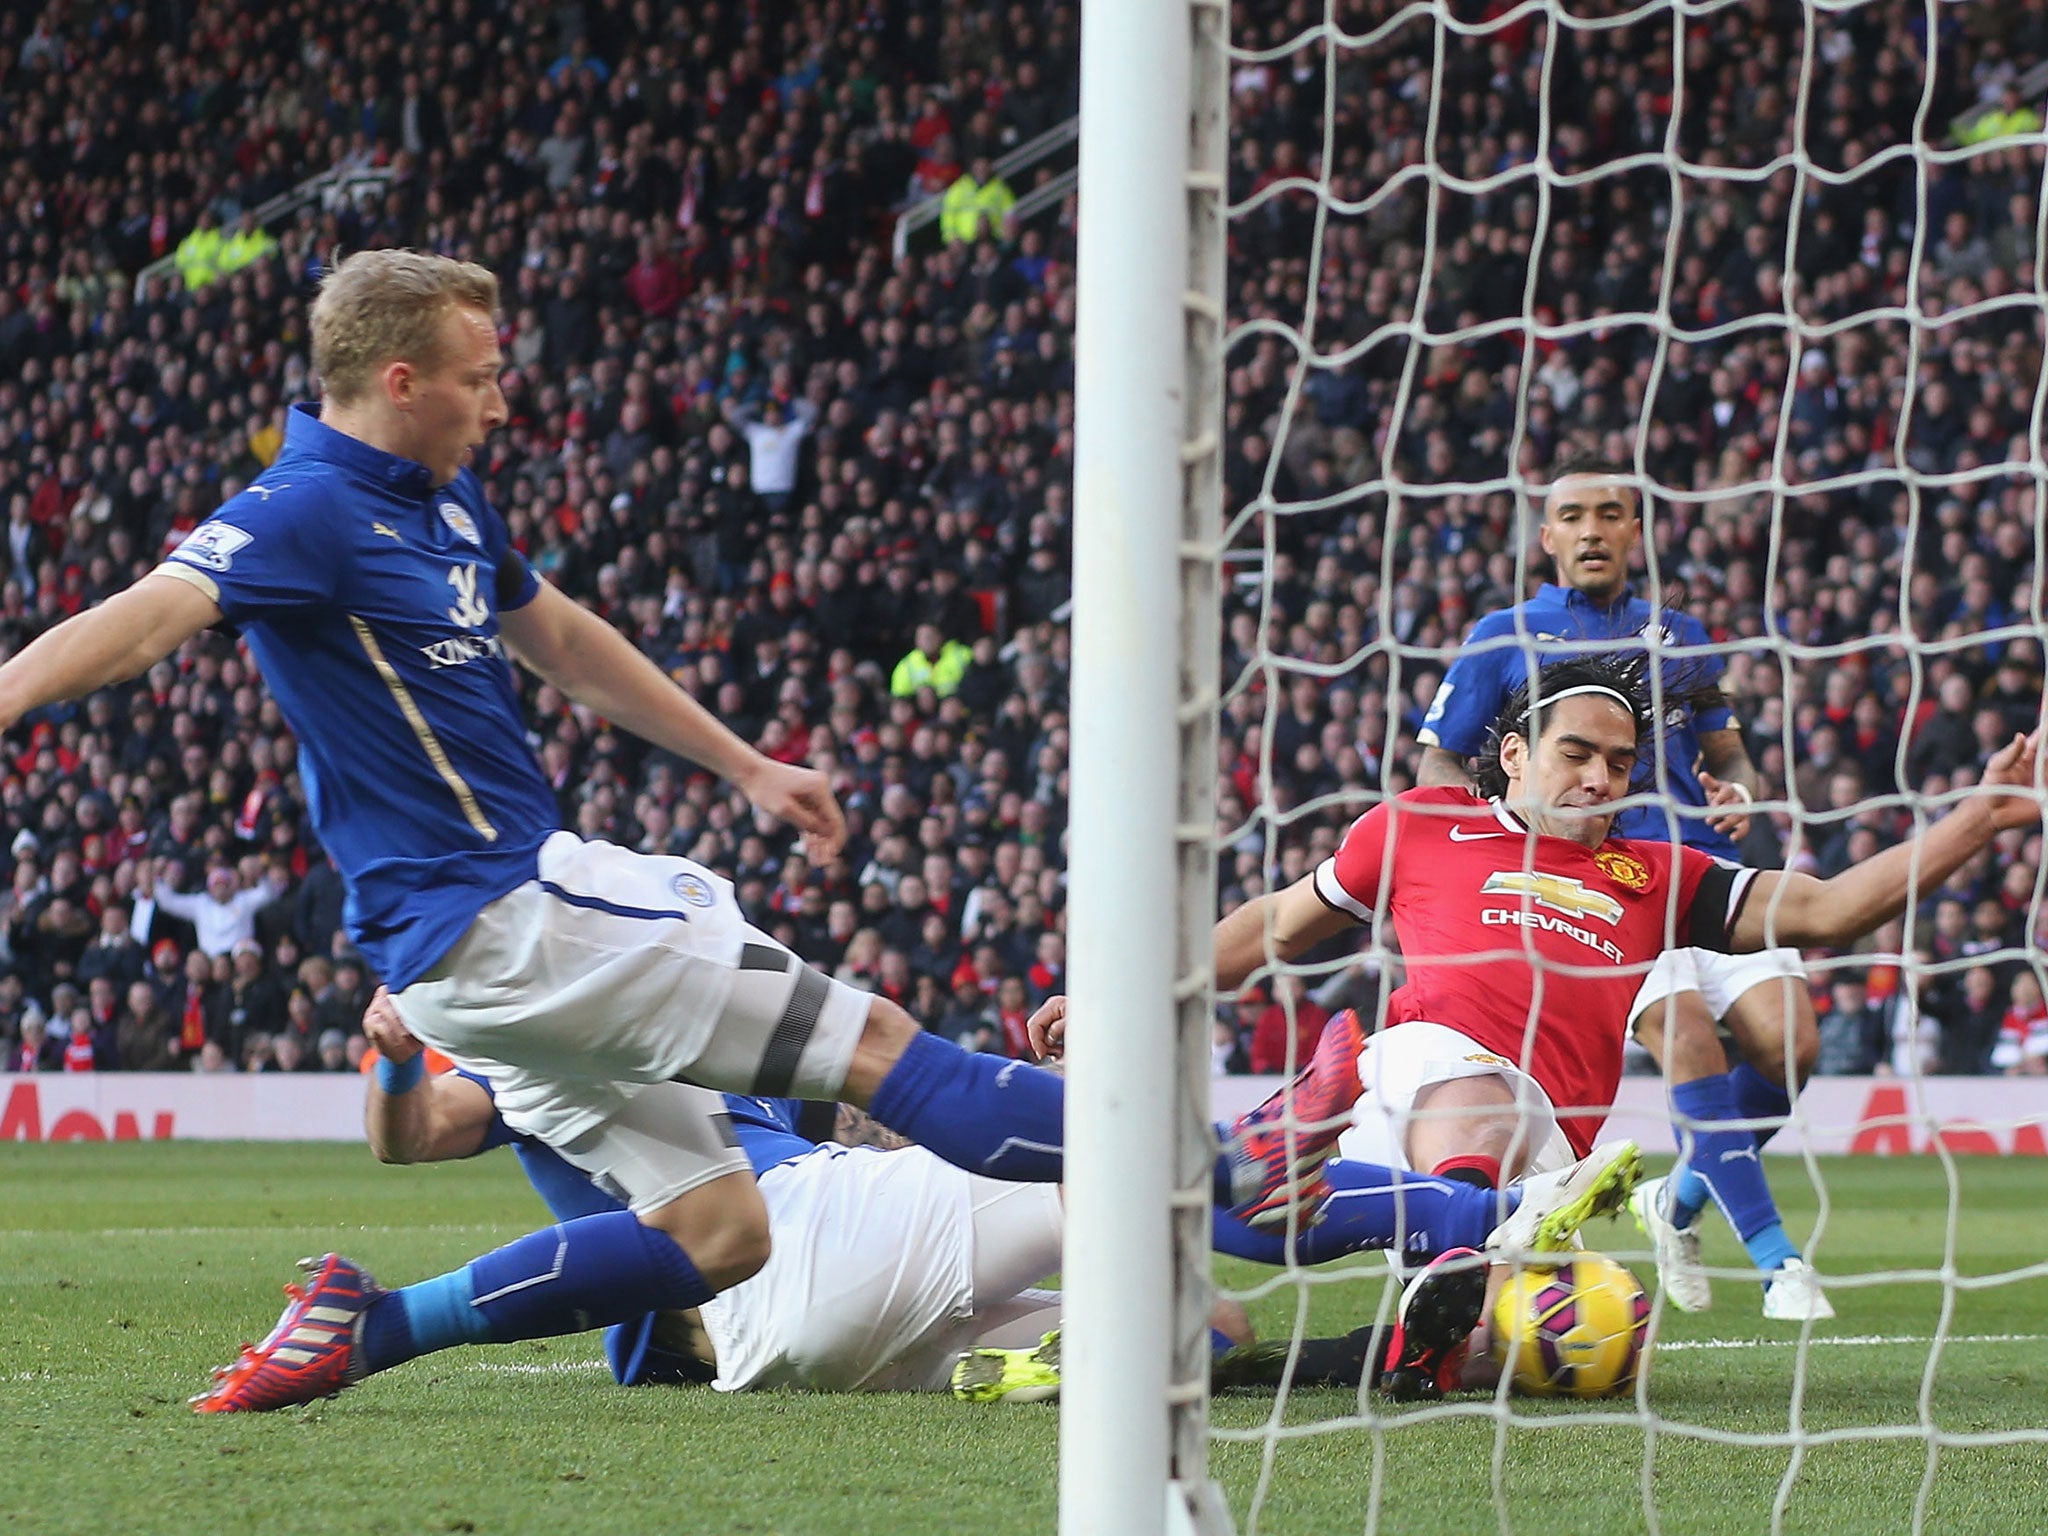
[469,1360,611,1376]
[1656,1333,2045,1352]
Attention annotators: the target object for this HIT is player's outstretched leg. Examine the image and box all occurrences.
[1212,1156,1514,1266]
[1483,1140,1642,1261]
[1219,1008,1368,1228]
[192,1180,758,1413]
[850,998,1257,1210]
[952,1329,1063,1404]
[1379,1247,1489,1402]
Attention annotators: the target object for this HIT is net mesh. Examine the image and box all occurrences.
[1205,1,2048,1530]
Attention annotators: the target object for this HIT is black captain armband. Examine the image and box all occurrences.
[1689,862,1759,953]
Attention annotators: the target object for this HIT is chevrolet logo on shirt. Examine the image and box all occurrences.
[1480,871,1625,926]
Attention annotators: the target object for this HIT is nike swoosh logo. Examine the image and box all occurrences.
[1447,826,1505,841]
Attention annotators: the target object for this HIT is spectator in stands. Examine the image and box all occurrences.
[941,156,1017,246]
[892,622,975,701]
[725,395,817,512]
[317,1029,352,1073]
[1247,973,1330,1075]
[1991,971,2048,1075]
[117,979,181,1072]
[1947,966,2007,1075]
[8,1003,54,1071]
[0,0,2040,1076]
[216,940,286,1063]
[1816,973,1888,1076]
[151,863,289,960]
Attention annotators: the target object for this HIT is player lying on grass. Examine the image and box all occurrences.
[294,990,1600,1404]
[1037,652,2044,1396]
[350,983,1085,1396]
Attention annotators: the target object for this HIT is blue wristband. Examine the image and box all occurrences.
[375,1052,426,1095]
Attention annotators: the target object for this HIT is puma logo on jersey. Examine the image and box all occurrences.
[371,522,403,542]
[446,563,489,628]
[246,482,290,500]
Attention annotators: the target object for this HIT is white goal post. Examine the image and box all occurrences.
[1063,0,1230,1533]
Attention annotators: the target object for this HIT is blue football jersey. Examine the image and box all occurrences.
[722,1094,820,1176]
[159,405,561,987]
[1417,583,1739,857]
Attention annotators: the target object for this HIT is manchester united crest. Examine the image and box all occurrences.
[1593,848,1651,892]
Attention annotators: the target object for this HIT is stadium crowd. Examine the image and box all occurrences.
[0,0,2045,1082]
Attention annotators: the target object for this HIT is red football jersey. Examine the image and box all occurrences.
[1312,786,1755,1154]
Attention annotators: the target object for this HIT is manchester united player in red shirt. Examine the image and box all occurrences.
[1206,655,2041,1396]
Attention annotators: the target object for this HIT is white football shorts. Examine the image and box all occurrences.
[700,1143,1065,1392]
[1627,946,1806,1027]
[1335,1020,1576,1179]
[394,832,874,1205]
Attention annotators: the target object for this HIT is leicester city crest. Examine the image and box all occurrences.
[670,872,715,907]
[438,500,482,545]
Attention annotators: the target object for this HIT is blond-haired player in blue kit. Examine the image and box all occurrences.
[0,249,1231,1413]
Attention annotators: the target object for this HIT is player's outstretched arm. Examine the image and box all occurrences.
[1730,730,2042,951]
[500,581,845,860]
[363,987,494,1165]
[1214,874,1355,993]
[0,572,223,732]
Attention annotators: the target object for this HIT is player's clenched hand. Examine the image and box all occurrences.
[1027,994,1067,1061]
[739,757,847,863]
[363,986,424,1066]
[1979,730,2044,831]
[1698,770,1752,840]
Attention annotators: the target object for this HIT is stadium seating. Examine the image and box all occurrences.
[0,0,2041,1077]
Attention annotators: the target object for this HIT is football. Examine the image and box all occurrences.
[1492,1253,1652,1399]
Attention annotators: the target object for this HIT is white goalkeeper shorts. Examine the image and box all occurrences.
[1335,1020,1576,1180]
[394,831,872,1164]
[700,1143,1065,1393]
[1627,946,1806,1028]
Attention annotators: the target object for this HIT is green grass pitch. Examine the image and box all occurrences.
[4,1145,2045,1536]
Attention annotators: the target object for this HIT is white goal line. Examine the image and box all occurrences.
[1654,1332,2046,1353]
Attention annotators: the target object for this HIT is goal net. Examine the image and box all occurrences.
[1068,1,2048,1533]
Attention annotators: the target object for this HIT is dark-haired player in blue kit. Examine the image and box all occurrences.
[0,250,1263,1414]
[1415,458,1830,1321]
[354,983,1075,1396]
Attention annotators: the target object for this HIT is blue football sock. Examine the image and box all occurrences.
[1668,1074,1791,1265]
[1209,1159,1514,1266]
[1729,1062,1794,1151]
[510,1144,716,1384]
[868,1031,1066,1182]
[1740,1220,1800,1274]
[1211,1210,1287,1265]
[359,1211,714,1375]
[1309,1157,1512,1262]
[1209,1328,1236,1357]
